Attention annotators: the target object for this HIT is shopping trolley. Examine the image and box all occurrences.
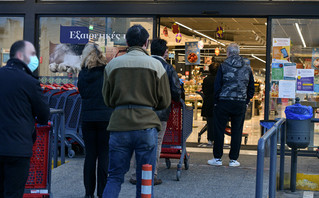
[160,99,193,181]
[23,123,52,198]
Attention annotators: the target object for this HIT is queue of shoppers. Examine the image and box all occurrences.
[0,25,254,198]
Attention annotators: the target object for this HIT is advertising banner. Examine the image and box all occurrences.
[296,69,314,93]
[272,38,290,62]
[185,42,200,65]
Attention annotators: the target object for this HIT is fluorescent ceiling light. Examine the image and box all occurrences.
[175,21,226,46]
[252,54,266,63]
[175,22,193,31]
[295,23,306,48]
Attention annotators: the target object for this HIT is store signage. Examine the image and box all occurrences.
[172,23,180,34]
[175,33,182,43]
[163,27,168,37]
[60,26,126,44]
[216,26,223,38]
[185,42,200,65]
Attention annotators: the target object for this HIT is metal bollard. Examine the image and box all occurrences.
[141,164,152,198]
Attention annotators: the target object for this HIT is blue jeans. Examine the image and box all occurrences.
[102,128,157,198]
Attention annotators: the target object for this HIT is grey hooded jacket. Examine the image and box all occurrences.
[214,55,255,104]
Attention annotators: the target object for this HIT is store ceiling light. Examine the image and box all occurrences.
[251,54,266,63]
[175,21,226,46]
[295,23,306,48]
[175,22,193,31]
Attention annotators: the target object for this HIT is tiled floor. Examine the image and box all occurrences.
[187,109,264,145]
[187,109,319,148]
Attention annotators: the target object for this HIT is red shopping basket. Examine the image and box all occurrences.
[24,124,52,198]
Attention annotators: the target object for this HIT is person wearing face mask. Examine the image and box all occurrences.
[0,40,50,198]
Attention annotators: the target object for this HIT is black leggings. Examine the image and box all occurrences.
[82,121,109,197]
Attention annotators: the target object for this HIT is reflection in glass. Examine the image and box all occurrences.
[0,17,24,66]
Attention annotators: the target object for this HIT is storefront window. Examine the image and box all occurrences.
[270,18,319,149]
[0,17,24,66]
[38,17,153,79]
[160,17,267,145]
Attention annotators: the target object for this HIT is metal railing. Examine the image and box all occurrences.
[255,118,286,198]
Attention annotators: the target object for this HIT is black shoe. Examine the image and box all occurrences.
[129,178,137,185]
[154,178,162,185]
[84,195,94,198]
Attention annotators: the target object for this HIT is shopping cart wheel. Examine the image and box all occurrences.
[68,149,75,158]
[176,170,181,181]
[165,158,171,169]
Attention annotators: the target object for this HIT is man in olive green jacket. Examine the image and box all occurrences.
[102,25,171,198]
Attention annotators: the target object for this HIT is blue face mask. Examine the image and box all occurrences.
[27,56,39,72]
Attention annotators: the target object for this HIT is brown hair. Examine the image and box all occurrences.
[209,62,220,76]
[81,43,107,69]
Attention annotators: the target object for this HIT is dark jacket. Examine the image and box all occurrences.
[78,66,113,122]
[153,56,181,121]
[214,55,255,104]
[0,58,50,157]
[201,74,216,117]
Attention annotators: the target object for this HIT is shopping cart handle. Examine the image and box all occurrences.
[36,122,52,127]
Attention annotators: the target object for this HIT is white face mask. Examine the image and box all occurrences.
[27,56,39,72]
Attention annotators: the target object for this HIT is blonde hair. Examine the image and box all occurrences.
[81,43,107,69]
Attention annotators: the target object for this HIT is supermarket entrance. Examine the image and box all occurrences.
[159,17,267,146]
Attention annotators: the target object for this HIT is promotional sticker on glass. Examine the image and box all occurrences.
[296,69,314,93]
[185,42,200,65]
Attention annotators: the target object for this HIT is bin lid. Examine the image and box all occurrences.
[285,98,313,120]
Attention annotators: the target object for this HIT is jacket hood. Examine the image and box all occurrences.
[224,55,245,68]
[80,66,104,83]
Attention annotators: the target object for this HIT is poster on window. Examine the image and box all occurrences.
[185,42,200,65]
[283,63,296,80]
[272,38,290,62]
[271,63,283,80]
[270,81,279,98]
[312,48,319,69]
[296,69,314,93]
[279,80,296,98]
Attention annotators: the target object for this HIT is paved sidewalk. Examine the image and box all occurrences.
[51,148,269,198]
[51,147,319,198]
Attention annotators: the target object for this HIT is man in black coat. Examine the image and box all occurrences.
[0,40,50,198]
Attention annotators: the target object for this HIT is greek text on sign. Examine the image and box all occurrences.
[60,26,126,44]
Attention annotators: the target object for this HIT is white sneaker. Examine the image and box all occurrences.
[229,160,240,167]
[207,140,212,145]
[207,158,222,166]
